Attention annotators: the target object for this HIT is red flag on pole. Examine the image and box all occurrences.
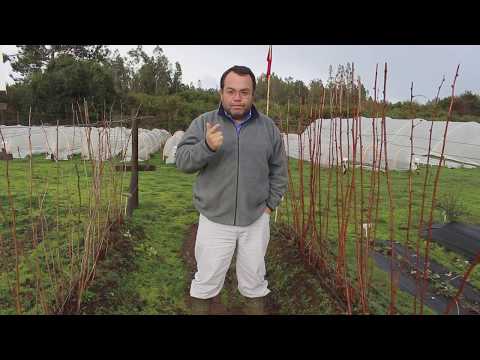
[266,45,272,79]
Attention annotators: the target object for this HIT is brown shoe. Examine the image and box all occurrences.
[191,297,211,315]
[243,297,267,315]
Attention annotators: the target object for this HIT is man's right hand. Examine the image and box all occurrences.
[206,122,223,152]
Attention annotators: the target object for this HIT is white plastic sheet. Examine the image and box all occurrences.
[163,130,184,164]
[0,125,169,162]
[284,117,480,170]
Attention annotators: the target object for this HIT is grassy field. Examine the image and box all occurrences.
[79,154,336,314]
[0,153,337,314]
[1,152,479,314]
[282,158,480,313]
[0,154,126,314]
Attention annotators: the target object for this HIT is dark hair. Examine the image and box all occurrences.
[220,65,256,93]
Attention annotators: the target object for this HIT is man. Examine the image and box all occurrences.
[175,65,288,315]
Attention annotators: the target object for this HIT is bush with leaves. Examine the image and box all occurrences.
[436,192,471,223]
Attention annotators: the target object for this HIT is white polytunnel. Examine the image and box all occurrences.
[82,126,132,161]
[0,125,169,162]
[0,125,78,159]
[123,128,170,162]
[163,130,184,164]
[283,117,480,171]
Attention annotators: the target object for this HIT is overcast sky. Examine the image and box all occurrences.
[1,45,479,103]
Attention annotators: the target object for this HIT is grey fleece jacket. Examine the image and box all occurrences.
[175,104,288,226]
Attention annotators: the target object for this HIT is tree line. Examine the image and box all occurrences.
[1,45,478,132]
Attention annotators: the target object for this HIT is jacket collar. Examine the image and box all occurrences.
[218,103,260,122]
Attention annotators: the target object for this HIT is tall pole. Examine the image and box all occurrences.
[265,45,279,221]
[266,45,272,117]
[132,114,139,208]
[266,74,271,116]
[127,113,139,216]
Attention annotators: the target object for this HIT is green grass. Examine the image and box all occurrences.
[0,152,335,314]
[280,157,480,313]
[80,154,336,314]
[2,151,479,314]
[0,154,126,314]
[82,154,198,314]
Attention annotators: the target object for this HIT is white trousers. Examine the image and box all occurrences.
[190,212,271,299]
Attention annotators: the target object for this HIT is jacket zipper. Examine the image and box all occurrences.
[234,128,240,225]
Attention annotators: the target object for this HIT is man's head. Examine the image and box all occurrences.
[219,65,256,120]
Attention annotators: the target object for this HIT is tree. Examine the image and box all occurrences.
[9,45,49,81]
[127,45,172,95]
[108,49,132,96]
[170,62,183,94]
[152,46,171,95]
[9,45,110,81]
[327,65,335,89]
[456,91,480,116]
[27,54,116,120]
[309,79,324,104]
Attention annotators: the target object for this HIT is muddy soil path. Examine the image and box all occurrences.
[181,223,280,315]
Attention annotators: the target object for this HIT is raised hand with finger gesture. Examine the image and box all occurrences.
[206,122,223,152]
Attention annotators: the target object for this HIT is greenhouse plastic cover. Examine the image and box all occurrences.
[163,130,185,164]
[0,125,171,161]
[283,117,480,170]
[0,51,7,93]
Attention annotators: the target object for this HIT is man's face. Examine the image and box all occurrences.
[220,72,254,120]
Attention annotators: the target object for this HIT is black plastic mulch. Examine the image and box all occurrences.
[421,222,480,261]
[372,241,480,315]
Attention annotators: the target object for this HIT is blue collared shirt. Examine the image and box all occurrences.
[225,108,252,135]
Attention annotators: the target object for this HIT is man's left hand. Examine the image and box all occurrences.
[265,207,272,215]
